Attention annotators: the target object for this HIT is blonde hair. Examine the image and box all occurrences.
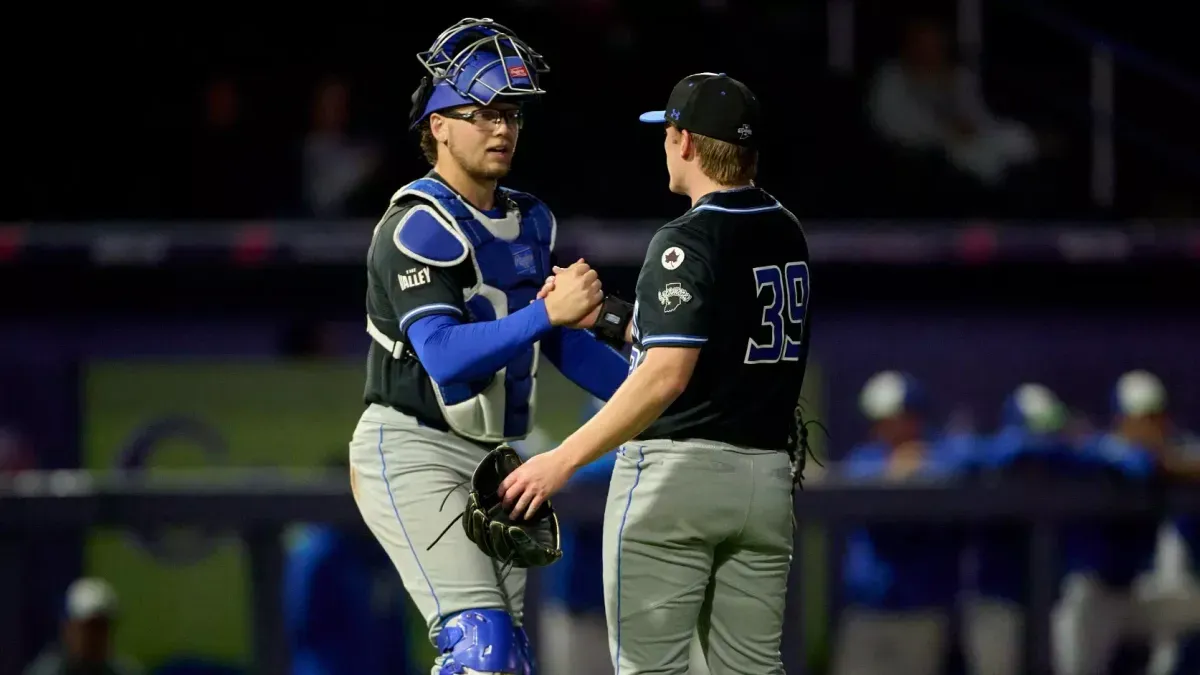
[690,131,758,185]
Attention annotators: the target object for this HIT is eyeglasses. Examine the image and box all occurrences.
[439,108,524,131]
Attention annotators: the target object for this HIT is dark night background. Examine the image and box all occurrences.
[3,1,1199,673]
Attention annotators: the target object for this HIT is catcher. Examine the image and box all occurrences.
[347,17,628,675]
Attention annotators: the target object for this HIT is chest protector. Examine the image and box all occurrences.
[384,177,554,443]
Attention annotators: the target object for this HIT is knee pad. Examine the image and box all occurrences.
[436,609,534,675]
[512,624,535,675]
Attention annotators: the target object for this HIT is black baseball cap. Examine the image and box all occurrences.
[638,72,761,148]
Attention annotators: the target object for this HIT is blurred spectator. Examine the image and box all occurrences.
[283,457,415,675]
[23,578,142,675]
[867,18,1040,190]
[832,371,971,675]
[1055,372,1170,675]
[301,78,380,218]
[0,424,34,474]
[1107,370,1200,675]
[959,383,1077,675]
[1112,371,1171,450]
[187,77,263,219]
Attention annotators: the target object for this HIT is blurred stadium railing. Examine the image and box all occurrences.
[4,469,1198,674]
[4,218,1200,267]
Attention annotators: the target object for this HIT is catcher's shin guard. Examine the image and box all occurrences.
[436,609,533,675]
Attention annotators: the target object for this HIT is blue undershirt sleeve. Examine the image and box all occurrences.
[541,328,628,401]
[406,299,555,385]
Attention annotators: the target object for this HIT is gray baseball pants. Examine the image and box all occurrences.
[349,403,525,673]
[603,439,795,675]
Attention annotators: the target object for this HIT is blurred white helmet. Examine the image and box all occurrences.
[859,371,926,421]
[1113,370,1167,417]
[1006,383,1066,434]
[66,577,118,620]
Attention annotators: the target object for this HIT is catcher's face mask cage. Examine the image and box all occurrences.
[410,17,551,130]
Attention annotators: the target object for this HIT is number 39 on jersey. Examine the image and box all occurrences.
[745,261,809,364]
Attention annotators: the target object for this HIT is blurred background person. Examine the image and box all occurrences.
[831,371,970,675]
[24,578,142,675]
[867,17,1042,201]
[186,77,265,219]
[282,457,415,675]
[300,77,381,219]
[1052,373,1169,675]
[0,424,35,475]
[1105,371,1200,675]
[959,383,1077,675]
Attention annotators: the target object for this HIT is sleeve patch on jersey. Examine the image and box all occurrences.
[394,205,470,267]
[661,246,685,270]
[397,266,433,291]
[657,282,693,313]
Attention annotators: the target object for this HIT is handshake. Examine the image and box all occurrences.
[535,258,604,329]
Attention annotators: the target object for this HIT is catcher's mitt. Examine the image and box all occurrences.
[460,444,562,568]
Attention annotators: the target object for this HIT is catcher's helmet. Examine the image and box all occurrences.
[409,17,550,130]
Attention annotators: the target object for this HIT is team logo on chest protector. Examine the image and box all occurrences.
[511,244,538,277]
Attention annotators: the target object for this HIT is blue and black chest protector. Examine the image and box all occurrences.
[376,177,555,443]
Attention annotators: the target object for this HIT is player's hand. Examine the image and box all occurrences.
[553,265,605,329]
[535,274,555,301]
[498,449,573,520]
[539,266,603,328]
[542,259,603,327]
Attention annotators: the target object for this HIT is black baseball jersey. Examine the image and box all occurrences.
[362,195,473,432]
[631,186,811,451]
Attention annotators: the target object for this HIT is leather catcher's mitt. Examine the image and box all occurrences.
[462,444,562,568]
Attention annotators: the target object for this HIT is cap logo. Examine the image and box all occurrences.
[669,109,680,120]
[507,65,529,79]
[737,124,752,139]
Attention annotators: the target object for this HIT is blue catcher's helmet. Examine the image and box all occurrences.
[409,17,550,130]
